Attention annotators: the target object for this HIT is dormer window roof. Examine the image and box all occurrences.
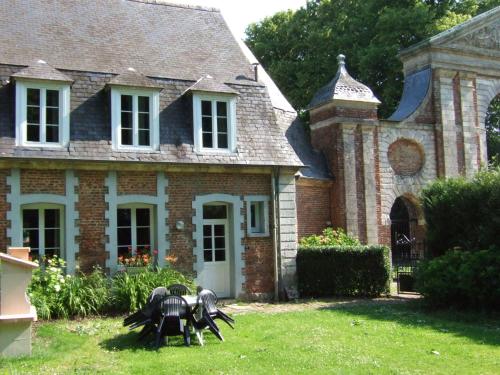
[11,60,73,84]
[184,75,238,96]
[108,68,163,90]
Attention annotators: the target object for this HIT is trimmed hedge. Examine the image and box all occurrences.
[297,245,391,297]
[415,249,500,310]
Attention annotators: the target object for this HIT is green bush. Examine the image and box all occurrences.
[297,245,391,297]
[299,227,361,247]
[28,258,195,319]
[110,267,195,312]
[421,167,500,256]
[415,249,500,310]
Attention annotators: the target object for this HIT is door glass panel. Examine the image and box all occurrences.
[214,236,225,249]
[204,250,213,262]
[215,249,225,261]
[203,237,212,250]
[214,224,224,236]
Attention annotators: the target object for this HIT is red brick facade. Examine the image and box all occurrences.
[295,179,332,239]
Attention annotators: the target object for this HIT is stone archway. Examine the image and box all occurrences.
[485,94,500,161]
[389,195,425,265]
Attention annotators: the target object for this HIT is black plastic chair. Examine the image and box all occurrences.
[198,289,235,329]
[167,283,191,296]
[123,287,167,340]
[156,295,191,347]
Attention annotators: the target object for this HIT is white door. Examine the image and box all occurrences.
[200,204,230,297]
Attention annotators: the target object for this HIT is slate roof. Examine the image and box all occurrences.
[11,60,73,83]
[0,0,256,85]
[0,0,304,168]
[308,55,380,109]
[388,67,431,122]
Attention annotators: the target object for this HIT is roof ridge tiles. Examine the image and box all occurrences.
[126,0,220,12]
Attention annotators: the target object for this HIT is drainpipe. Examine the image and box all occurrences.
[271,166,281,302]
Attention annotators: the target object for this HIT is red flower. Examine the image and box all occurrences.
[153,249,159,255]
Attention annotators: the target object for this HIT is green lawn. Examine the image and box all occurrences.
[1,300,499,374]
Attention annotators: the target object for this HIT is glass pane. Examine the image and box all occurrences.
[138,113,149,130]
[217,117,227,133]
[136,227,150,246]
[203,225,211,236]
[45,248,59,258]
[214,224,224,236]
[45,229,60,248]
[27,106,40,124]
[136,208,150,226]
[250,203,256,228]
[117,227,131,246]
[203,237,211,250]
[217,101,227,116]
[26,229,39,249]
[117,209,131,227]
[118,246,129,258]
[203,205,227,219]
[202,116,212,132]
[46,90,59,107]
[218,133,228,149]
[30,249,40,262]
[44,209,59,228]
[139,130,150,146]
[121,129,132,145]
[121,95,132,111]
[204,250,212,262]
[27,88,40,106]
[121,111,132,129]
[23,209,39,228]
[215,249,225,261]
[201,100,212,116]
[214,236,225,249]
[202,132,213,148]
[138,96,149,112]
[46,125,59,143]
[46,107,59,125]
[27,125,40,142]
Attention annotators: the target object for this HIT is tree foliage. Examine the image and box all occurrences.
[245,0,499,118]
[485,96,500,162]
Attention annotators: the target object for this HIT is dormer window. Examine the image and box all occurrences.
[15,81,71,147]
[193,94,236,153]
[110,87,160,150]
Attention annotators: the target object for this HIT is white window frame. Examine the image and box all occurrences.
[21,203,65,261]
[193,93,237,153]
[111,87,160,151]
[244,195,270,237]
[116,203,156,257]
[15,80,70,147]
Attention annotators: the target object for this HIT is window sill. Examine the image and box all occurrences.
[247,232,270,238]
[196,148,237,156]
[113,146,160,153]
[17,142,66,149]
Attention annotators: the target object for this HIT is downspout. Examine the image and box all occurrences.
[271,166,281,301]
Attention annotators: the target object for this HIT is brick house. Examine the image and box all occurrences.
[0,0,498,299]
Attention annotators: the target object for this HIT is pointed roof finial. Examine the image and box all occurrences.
[337,54,346,74]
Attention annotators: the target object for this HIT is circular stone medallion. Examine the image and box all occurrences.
[388,139,424,176]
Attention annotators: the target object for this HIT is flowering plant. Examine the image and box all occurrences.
[118,245,157,267]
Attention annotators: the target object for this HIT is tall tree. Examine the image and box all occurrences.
[245,0,499,118]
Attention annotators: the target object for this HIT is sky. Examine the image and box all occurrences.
[170,0,307,40]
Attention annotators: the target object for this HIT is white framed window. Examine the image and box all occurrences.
[193,94,236,153]
[111,88,159,150]
[22,204,65,262]
[117,204,155,258]
[15,81,70,147]
[244,196,270,237]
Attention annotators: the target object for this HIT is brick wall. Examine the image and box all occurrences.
[310,105,378,124]
[117,171,157,196]
[295,179,331,239]
[77,170,107,272]
[20,169,66,195]
[167,172,274,295]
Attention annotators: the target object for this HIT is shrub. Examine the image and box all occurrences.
[415,249,500,310]
[110,266,195,312]
[421,167,500,256]
[297,245,391,297]
[28,258,195,319]
[28,257,110,319]
[299,227,361,247]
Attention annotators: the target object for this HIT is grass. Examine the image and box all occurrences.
[1,300,499,374]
